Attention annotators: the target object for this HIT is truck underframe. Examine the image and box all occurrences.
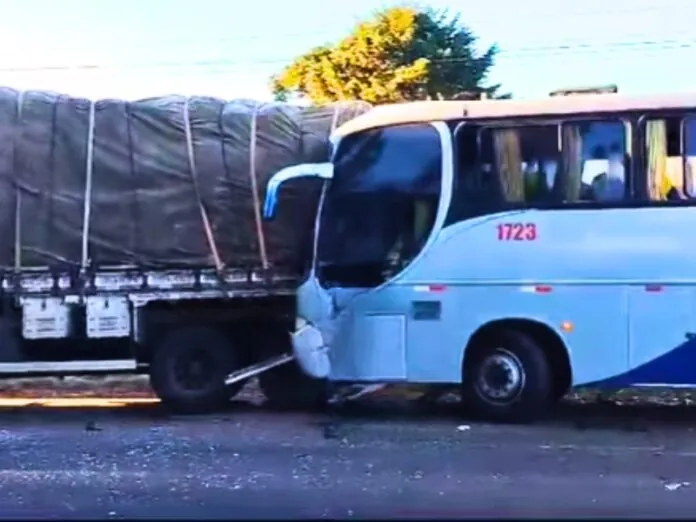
[0,265,328,413]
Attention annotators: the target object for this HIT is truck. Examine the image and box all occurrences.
[0,87,370,413]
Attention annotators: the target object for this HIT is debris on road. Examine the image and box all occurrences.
[664,481,690,491]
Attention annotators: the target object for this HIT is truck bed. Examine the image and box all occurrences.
[0,89,370,277]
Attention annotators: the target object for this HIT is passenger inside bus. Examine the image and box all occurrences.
[452,120,632,213]
[450,115,696,225]
[585,142,626,202]
[486,123,623,204]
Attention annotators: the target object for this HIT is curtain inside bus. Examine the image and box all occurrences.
[646,119,669,200]
[492,129,525,201]
[553,124,583,202]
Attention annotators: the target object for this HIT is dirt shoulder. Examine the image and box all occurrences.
[0,375,695,411]
[0,375,155,398]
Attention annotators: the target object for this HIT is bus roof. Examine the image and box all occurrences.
[333,92,696,138]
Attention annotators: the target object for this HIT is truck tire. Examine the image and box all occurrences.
[149,326,243,414]
[461,328,553,423]
[258,361,326,411]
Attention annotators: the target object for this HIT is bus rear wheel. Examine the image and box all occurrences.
[461,328,553,423]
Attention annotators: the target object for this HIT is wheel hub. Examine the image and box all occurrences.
[476,349,525,404]
[173,350,214,391]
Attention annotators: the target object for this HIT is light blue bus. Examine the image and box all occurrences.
[264,91,696,422]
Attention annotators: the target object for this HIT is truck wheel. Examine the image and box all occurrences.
[149,326,242,414]
[258,361,326,411]
[461,328,553,423]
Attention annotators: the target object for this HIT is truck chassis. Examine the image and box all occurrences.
[1,265,325,413]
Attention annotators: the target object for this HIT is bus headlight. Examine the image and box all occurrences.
[291,317,330,379]
[295,316,308,332]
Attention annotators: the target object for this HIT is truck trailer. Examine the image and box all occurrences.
[0,87,370,413]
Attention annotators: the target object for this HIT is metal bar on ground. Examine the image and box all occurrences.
[224,353,294,386]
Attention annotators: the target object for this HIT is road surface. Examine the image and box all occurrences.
[1,399,696,519]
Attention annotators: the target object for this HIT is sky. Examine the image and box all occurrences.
[0,0,694,100]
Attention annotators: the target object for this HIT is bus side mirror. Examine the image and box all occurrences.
[263,163,334,219]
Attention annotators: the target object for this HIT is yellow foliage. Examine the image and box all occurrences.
[270,6,500,105]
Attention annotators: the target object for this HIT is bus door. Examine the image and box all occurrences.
[312,121,452,382]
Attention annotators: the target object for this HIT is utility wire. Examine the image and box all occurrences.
[3,1,694,56]
[425,0,696,22]
[0,38,694,74]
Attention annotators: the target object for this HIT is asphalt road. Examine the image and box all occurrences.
[2,399,696,519]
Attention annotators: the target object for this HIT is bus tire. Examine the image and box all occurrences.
[149,326,242,414]
[258,361,327,411]
[461,328,553,423]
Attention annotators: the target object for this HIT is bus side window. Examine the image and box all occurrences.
[479,120,628,205]
[569,120,628,203]
[450,124,489,221]
[449,120,629,224]
[479,124,560,204]
[451,123,560,222]
[644,117,683,201]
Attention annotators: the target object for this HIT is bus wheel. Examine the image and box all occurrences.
[461,328,553,423]
[149,326,242,414]
[259,361,327,411]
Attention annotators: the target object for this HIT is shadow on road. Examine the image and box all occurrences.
[335,396,696,432]
[0,390,694,434]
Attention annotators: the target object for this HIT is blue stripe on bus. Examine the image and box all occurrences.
[590,337,696,388]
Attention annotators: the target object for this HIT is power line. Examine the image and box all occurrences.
[3,2,694,57]
[498,38,696,57]
[0,38,693,74]
[17,25,696,66]
[465,0,696,22]
[465,0,696,18]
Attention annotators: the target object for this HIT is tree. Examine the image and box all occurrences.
[270,6,506,105]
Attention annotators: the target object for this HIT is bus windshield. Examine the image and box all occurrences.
[316,123,442,288]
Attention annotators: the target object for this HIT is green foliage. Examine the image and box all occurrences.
[270,6,506,104]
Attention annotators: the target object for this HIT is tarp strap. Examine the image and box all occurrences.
[182,97,224,272]
[13,91,24,273]
[249,106,269,271]
[80,100,96,270]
